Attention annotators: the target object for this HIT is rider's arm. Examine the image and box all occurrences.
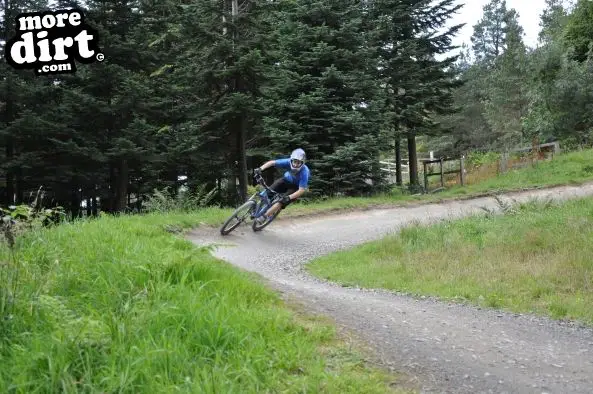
[288,187,306,201]
[258,160,276,171]
[289,170,309,201]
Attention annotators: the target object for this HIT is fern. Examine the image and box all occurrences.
[1,192,66,326]
[35,295,111,347]
[493,195,517,214]
[199,187,218,207]
[143,183,218,213]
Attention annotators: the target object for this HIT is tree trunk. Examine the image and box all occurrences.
[71,187,80,220]
[134,179,143,212]
[104,163,115,212]
[4,73,14,206]
[3,0,14,206]
[236,115,248,203]
[114,158,129,212]
[86,197,92,216]
[229,0,248,204]
[5,140,14,206]
[171,170,178,198]
[395,136,402,186]
[407,131,419,189]
[15,166,23,204]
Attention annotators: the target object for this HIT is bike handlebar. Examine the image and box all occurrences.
[254,174,278,195]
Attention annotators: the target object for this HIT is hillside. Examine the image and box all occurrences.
[0,212,401,392]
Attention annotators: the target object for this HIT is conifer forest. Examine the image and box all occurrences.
[1,0,592,217]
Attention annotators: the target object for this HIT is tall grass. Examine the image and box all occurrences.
[307,196,593,325]
[0,213,402,393]
[449,148,593,193]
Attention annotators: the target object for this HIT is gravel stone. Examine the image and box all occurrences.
[187,182,593,394]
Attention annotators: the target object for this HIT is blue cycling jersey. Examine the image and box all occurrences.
[274,158,310,189]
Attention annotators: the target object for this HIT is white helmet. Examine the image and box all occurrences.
[289,148,306,174]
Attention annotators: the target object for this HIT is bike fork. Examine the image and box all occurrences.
[254,191,270,219]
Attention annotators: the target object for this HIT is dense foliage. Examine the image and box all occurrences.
[1,0,592,216]
[434,0,593,156]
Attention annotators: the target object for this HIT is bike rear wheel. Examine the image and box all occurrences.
[220,200,256,235]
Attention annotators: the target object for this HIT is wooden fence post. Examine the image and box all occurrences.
[440,158,444,188]
[499,152,508,173]
[423,161,428,192]
[460,155,465,186]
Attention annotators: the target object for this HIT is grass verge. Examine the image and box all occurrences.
[284,148,593,218]
[0,212,409,393]
[306,196,593,326]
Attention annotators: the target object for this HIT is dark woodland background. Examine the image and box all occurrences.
[1,0,592,218]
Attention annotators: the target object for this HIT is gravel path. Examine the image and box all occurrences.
[187,183,593,394]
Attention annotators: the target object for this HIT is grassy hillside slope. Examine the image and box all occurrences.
[0,213,403,393]
[1,149,592,391]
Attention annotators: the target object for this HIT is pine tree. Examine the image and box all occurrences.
[470,0,509,65]
[0,0,51,206]
[264,0,387,197]
[81,0,162,212]
[482,8,529,150]
[372,0,463,190]
[523,0,579,148]
[144,0,279,205]
[538,0,569,44]
[431,63,494,155]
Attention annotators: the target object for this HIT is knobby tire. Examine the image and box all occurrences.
[220,200,256,235]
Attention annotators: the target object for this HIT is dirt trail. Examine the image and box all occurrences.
[187,182,593,394]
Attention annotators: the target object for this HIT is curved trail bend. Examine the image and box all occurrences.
[187,183,593,394]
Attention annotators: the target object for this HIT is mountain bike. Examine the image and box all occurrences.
[219,174,282,235]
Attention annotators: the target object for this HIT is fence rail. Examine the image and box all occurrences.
[420,157,465,192]
[379,160,409,173]
[377,142,561,191]
[379,157,433,184]
[379,159,409,184]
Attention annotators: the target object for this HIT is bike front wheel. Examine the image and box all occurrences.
[220,200,256,235]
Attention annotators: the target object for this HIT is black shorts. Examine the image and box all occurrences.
[268,177,298,207]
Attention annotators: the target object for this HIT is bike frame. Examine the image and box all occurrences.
[251,175,280,220]
[219,174,284,236]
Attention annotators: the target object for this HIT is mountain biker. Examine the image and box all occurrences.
[253,148,309,223]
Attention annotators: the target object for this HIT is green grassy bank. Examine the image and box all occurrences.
[307,197,593,325]
[1,148,592,392]
[0,213,406,393]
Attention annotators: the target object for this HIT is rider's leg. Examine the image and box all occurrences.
[265,184,297,217]
[265,201,283,217]
[265,177,285,199]
[259,178,287,220]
